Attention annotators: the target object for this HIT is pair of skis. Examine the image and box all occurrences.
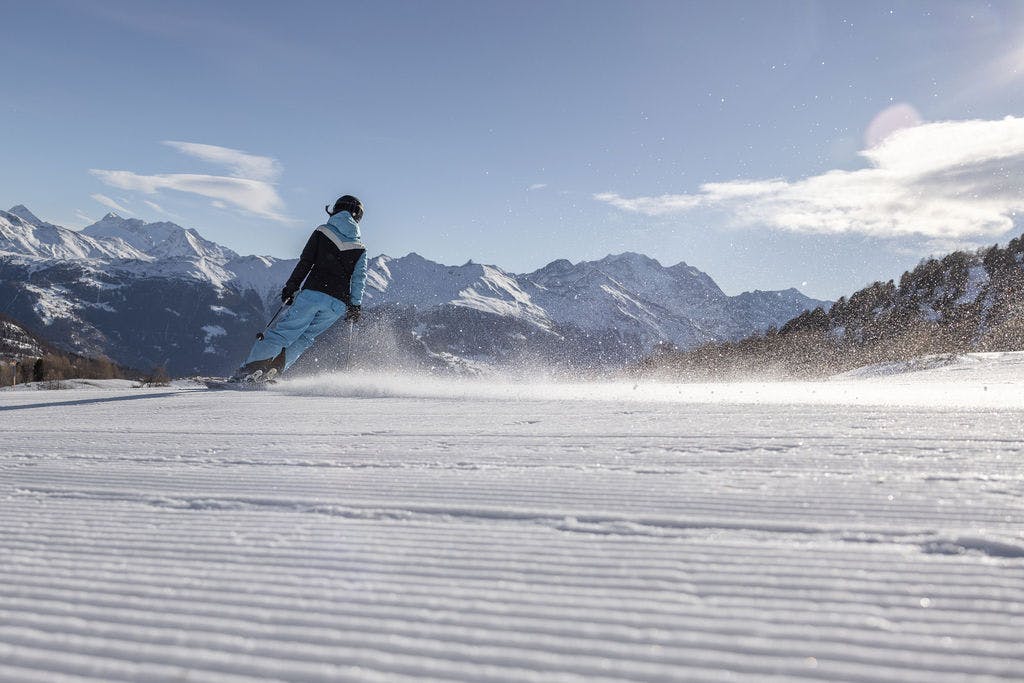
[206,366,280,391]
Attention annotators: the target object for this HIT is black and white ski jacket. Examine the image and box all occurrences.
[284,211,367,305]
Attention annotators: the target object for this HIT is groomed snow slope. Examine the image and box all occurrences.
[2,357,1023,682]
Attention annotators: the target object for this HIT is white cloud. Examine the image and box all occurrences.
[90,141,291,223]
[162,141,281,182]
[594,192,703,215]
[982,38,1024,92]
[141,199,185,220]
[864,103,922,149]
[90,193,134,215]
[527,183,548,191]
[90,169,288,222]
[595,116,1024,240]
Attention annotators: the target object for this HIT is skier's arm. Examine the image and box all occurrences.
[283,231,318,296]
[349,251,368,306]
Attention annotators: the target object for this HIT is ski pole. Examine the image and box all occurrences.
[345,319,355,366]
[256,300,289,341]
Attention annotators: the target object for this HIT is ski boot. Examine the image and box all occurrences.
[229,349,285,384]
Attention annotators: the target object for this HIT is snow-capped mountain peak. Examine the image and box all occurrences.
[0,208,148,261]
[7,205,48,227]
[597,251,663,268]
[364,252,545,321]
[81,214,238,262]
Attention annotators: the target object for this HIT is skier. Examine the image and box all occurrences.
[230,195,367,382]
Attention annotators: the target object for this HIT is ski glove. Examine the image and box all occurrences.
[345,304,361,323]
[281,286,297,305]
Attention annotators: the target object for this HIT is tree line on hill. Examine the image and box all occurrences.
[639,236,1024,380]
[0,313,165,387]
[0,354,133,387]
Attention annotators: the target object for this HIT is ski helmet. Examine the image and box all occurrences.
[326,195,364,222]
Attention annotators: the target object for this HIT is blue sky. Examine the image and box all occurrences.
[4,0,1024,299]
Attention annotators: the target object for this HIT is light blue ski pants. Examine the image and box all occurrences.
[244,289,346,370]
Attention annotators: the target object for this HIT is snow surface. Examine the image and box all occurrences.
[1,355,1023,681]
[23,284,78,326]
[3,379,146,392]
[955,266,990,306]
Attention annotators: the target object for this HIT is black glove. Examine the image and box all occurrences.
[345,304,361,322]
[281,286,296,305]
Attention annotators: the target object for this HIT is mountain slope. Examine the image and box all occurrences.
[0,311,133,383]
[0,312,48,360]
[643,236,1024,379]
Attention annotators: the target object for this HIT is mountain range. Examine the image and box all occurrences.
[0,205,827,375]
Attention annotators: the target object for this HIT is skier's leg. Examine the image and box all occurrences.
[281,294,345,370]
[239,290,322,368]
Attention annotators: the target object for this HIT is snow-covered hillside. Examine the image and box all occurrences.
[834,350,1024,384]
[1,355,1021,681]
[0,314,46,360]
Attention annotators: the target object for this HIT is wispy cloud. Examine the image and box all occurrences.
[90,169,288,222]
[90,193,134,215]
[596,116,1024,240]
[978,31,1024,93]
[90,141,290,223]
[527,183,548,191]
[163,141,282,182]
[141,199,183,220]
[595,191,706,215]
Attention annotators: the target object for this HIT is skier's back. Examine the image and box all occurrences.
[231,195,367,382]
